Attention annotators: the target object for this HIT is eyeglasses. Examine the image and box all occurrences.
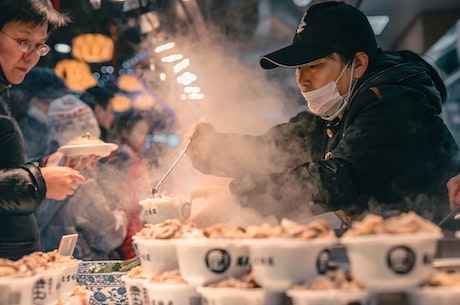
[1,30,50,56]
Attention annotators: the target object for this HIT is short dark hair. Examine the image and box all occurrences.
[0,0,70,32]
[80,86,115,110]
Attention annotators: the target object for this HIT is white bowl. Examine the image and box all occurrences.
[0,274,40,305]
[409,286,460,305]
[174,238,250,287]
[33,267,64,305]
[287,288,369,305]
[121,275,150,305]
[132,237,178,275]
[197,286,267,305]
[60,260,82,299]
[341,232,442,292]
[143,282,201,305]
[139,196,191,224]
[245,238,337,291]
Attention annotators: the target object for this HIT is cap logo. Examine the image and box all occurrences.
[296,11,308,34]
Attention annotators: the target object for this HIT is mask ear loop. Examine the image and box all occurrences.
[321,61,355,121]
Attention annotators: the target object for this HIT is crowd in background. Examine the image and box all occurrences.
[2,65,171,260]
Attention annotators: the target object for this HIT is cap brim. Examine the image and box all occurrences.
[259,44,335,69]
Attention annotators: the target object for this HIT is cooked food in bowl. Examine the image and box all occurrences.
[58,132,118,157]
[67,132,104,145]
[243,219,338,291]
[287,269,368,305]
[143,269,201,305]
[133,220,203,275]
[174,223,250,287]
[341,212,443,292]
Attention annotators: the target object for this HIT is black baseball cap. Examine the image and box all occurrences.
[259,1,377,69]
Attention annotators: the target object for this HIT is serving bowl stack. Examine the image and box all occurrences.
[131,219,205,305]
[0,250,83,305]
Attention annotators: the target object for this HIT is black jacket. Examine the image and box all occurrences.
[189,50,459,222]
[0,71,47,260]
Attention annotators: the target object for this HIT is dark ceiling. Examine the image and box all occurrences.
[43,0,460,71]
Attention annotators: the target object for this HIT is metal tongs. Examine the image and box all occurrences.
[152,140,191,195]
[438,205,460,227]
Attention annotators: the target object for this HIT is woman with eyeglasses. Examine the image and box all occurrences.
[0,0,86,260]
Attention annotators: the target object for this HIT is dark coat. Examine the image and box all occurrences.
[0,72,47,260]
[189,50,459,222]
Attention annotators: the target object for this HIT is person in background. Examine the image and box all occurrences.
[184,1,459,225]
[15,66,66,162]
[0,0,87,260]
[110,110,153,259]
[79,85,115,142]
[35,94,128,260]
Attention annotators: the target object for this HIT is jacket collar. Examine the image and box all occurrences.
[0,67,12,116]
[0,67,11,93]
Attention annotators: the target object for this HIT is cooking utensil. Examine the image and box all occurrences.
[438,205,460,227]
[152,140,191,195]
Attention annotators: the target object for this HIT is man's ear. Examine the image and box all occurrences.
[353,52,369,79]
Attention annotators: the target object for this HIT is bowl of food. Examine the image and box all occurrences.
[139,195,191,225]
[59,258,83,299]
[121,266,151,305]
[132,219,202,276]
[143,269,201,305]
[407,269,460,305]
[34,266,65,305]
[198,287,266,305]
[77,260,130,305]
[174,224,250,287]
[197,271,269,305]
[0,273,40,305]
[244,218,338,291]
[286,269,368,305]
[132,238,178,276]
[58,132,118,158]
[340,212,443,292]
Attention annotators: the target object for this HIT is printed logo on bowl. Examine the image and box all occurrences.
[386,246,416,274]
[316,249,331,274]
[205,249,231,273]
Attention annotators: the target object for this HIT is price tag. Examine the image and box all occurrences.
[57,234,79,256]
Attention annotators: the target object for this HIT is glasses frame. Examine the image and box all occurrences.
[1,30,50,57]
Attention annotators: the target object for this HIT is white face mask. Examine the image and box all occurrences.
[301,63,355,121]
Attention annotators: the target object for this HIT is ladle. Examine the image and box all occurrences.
[152,140,191,195]
[438,205,460,227]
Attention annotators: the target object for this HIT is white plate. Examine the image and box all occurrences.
[58,143,118,157]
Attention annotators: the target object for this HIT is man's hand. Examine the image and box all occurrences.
[447,173,460,210]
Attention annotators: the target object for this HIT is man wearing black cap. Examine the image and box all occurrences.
[184,1,459,223]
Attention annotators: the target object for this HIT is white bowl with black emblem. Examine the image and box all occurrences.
[244,238,338,292]
[341,232,443,292]
[174,238,250,287]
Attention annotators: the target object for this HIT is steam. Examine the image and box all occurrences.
[132,22,303,227]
